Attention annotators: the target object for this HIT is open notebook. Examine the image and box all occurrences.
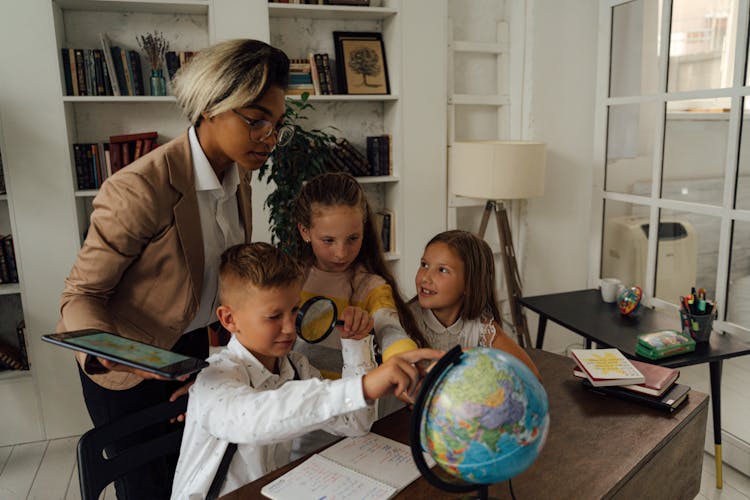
[261,433,435,499]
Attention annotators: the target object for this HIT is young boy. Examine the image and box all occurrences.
[171,243,442,499]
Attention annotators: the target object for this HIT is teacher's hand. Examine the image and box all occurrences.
[97,357,189,382]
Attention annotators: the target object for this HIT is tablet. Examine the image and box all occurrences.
[42,329,208,379]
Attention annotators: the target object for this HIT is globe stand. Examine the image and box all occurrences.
[409,346,500,500]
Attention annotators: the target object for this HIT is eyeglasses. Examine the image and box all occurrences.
[232,110,294,148]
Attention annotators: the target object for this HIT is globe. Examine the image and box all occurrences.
[411,346,549,491]
[617,286,643,317]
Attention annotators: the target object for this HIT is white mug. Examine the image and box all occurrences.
[600,278,622,303]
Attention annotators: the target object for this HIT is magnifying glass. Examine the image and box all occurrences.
[296,296,345,344]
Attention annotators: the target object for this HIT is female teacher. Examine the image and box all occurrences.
[59,39,292,499]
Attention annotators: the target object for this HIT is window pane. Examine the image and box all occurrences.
[735,98,750,210]
[656,208,717,302]
[605,102,660,194]
[728,220,750,328]
[661,98,729,206]
[601,199,650,289]
[610,0,661,97]
[668,0,737,92]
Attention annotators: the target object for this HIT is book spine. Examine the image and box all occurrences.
[93,49,106,95]
[99,33,121,96]
[16,320,28,370]
[85,49,96,96]
[0,239,8,283]
[121,49,134,96]
[109,142,122,174]
[111,47,128,96]
[366,136,379,176]
[380,212,391,252]
[74,49,87,96]
[165,51,181,81]
[61,48,74,96]
[129,51,144,96]
[321,53,335,94]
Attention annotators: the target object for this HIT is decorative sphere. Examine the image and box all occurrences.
[419,347,549,484]
[617,286,643,316]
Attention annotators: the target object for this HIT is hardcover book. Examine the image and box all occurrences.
[261,433,433,500]
[574,358,679,397]
[569,348,644,387]
[581,379,690,413]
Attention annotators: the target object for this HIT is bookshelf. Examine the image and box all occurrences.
[0,0,447,445]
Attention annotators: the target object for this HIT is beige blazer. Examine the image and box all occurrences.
[59,132,253,390]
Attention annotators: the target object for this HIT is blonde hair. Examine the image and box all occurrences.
[172,39,289,125]
[219,243,302,304]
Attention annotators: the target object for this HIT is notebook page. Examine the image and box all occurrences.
[319,433,433,490]
[260,454,396,500]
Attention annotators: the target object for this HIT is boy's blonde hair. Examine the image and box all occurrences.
[219,243,302,304]
[172,39,289,125]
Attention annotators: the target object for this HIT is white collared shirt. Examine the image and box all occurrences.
[408,301,497,351]
[184,126,244,333]
[171,336,377,500]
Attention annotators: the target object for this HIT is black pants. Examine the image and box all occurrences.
[77,328,208,500]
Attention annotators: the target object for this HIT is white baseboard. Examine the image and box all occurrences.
[705,429,750,476]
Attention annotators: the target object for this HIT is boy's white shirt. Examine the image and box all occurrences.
[171,335,377,500]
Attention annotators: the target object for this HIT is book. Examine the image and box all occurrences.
[99,33,121,96]
[261,433,433,500]
[574,358,679,397]
[581,379,690,413]
[569,348,644,387]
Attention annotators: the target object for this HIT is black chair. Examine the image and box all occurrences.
[76,395,188,500]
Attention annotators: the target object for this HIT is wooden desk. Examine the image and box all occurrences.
[520,288,750,489]
[222,349,708,500]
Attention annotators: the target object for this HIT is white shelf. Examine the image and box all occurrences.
[452,41,507,54]
[356,175,398,184]
[0,283,20,295]
[75,190,99,198]
[0,370,31,383]
[63,96,178,103]
[54,0,209,14]
[287,94,399,102]
[268,3,397,20]
[449,94,509,106]
[384,252,400,262]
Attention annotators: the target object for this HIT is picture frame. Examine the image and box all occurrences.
[333,31,390,95]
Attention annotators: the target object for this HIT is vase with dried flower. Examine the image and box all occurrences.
[137,31,170,96]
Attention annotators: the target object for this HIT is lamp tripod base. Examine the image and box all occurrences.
[477,200,531,348]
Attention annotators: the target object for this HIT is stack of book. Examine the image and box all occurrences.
[62,33,145,96]
[366,135,392,176]
[288,58,316,95]
[570,348,687,412]
[73,131,159,190]
[329,138,371,177]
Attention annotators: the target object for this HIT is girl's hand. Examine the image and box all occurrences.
[337,306,374,340]
[361,348,444,403]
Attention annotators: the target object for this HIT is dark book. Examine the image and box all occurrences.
[74,49,88,96]
[85,49,96,96]
[61,48,74,95]
[0,239,7,283]
[73,143,87,189]
[380,211,391,252]
[366,136,380,176]
[378,134,390,176]
[120,48,134,96]
[0,340,24,370]
[128,50,144,96]
[16,320,29,370]
[165,51,181,81]
[336,138,370,176]
[321,53,335,94]
[93,49,106,95]
[581,379,690,413]
[110,47,129,96]
[313,54,329,94]
[109,142,122,174]
[3,236,17,284]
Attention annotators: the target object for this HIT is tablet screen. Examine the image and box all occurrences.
[66,332,190,369]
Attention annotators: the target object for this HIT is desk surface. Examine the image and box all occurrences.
[223,349,708,500]
[520,289,750,368]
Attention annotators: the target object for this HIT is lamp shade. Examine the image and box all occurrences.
[450,141,546,200]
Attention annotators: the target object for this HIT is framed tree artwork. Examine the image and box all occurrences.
[333,31,390,95]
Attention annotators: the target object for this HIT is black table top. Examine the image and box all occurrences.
[520,289,750,368]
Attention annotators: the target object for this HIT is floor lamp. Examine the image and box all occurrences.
[450,140,546,348]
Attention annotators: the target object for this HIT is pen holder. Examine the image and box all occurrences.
[680,309,714,343]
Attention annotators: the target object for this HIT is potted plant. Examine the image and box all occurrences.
[137,31,170,96]
[259,93,340,255]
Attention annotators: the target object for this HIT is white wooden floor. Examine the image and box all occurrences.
[0,438,746,500]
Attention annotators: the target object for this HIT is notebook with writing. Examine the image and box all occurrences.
[261,433,434,500]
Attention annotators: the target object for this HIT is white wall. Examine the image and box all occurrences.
[522,0,599,354]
